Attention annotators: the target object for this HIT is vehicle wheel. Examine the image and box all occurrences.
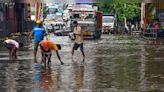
[111,31,114,34]
[93,35,96,39]
[58,33,62,36]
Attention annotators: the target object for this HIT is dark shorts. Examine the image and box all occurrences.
[34,41,40,51]
[40,45,51,57]
[73,43,84,51]
[44,52,52,58]
[4,42,14,50]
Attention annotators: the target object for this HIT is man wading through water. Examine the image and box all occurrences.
[72,21,85,61]
[31,20,46,60]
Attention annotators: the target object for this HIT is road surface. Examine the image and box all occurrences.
[0,34,164,92]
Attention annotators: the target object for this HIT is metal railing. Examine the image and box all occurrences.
[143,28,159,40]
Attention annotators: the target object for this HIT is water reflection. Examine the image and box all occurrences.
[142,45,164,91]
[72,60,84,91]
[0,64,8,92]
[40,68,54,92]
[93,35,142,91]
[32,62,43,92]
[32,61,61,92]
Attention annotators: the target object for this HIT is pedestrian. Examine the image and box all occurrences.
[3,38,23,60]
[31,20,46,60]
[72,21,85,60]
[50,24,55,33]
[39,39,63,67]
[153,19,160,29]
[131,24,135,34]
[124,24,129,34]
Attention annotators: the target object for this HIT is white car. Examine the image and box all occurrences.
[63,10,70,21]
[56,18,64,25]
[44,14,55,21]
[44,14,56,29]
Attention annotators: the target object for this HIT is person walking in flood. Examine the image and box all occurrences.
[3,38,23,60]
[71,21,85,60]
[31,20,46,60]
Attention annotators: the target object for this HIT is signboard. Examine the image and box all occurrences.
[72,5,95,12]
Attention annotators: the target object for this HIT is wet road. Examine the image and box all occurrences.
[0,34,164,92]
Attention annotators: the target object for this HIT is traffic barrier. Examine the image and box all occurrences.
[143,28,158,40]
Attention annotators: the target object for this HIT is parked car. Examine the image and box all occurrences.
[63,10,70,22]
[54,28,72,36]
[44,14,56,31]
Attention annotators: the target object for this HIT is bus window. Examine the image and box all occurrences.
[73,14,80,18]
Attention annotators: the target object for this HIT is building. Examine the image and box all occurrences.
[141,3,164,29]
[0,3,31,37]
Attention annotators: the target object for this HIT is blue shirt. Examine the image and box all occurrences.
[32,26,45,42]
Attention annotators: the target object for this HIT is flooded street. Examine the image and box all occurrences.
[0,34,164,92]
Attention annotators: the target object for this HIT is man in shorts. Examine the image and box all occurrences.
[72,21,85,60]
[32,20,46,59]
[3,38,23,60]
[39,39,63,67]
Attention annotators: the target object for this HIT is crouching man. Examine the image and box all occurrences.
[39,39,63,67]
[3,38,23,60]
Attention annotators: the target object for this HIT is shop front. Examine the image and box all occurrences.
[141,3,164,39]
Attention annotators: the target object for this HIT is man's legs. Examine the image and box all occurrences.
[72,48,75,56]
[80,43,85,60]
[72,43,79,56]
[11,47,17,60]
[13,48,17,59]
[40,45,52,67]
[47,53,52,66]
[41,51,47,67]
[4,43,13,59]
[9,49,12,59]
[34,41,39,59]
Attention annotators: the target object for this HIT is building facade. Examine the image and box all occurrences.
[0,3,30,37]
[141,3,164,29]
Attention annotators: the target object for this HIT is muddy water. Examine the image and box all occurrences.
[0,34,164,92]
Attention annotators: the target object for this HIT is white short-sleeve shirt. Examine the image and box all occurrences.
[5,39,19,48]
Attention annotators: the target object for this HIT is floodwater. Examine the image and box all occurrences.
[0,34,164,92]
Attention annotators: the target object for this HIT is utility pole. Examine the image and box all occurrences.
[35,0,42,20]
[141,3,145,29]
[124,3,127,28]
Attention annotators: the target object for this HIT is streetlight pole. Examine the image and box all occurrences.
[124,3,127,28]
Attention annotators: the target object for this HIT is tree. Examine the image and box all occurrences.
[114,3,141,22]
[43,6,48,19]
[97,3,141,22]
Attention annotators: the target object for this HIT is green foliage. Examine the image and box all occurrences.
[43,6,48,15]
[96,0,142,3]
[97,3,141,21]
